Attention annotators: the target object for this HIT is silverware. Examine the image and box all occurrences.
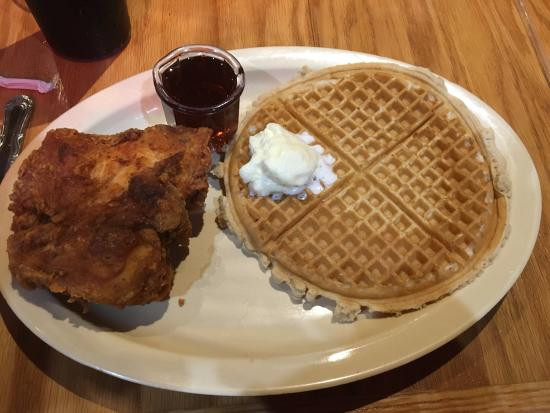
[0,95,33,180]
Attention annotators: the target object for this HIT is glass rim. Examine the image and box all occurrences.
[153,44,245,114]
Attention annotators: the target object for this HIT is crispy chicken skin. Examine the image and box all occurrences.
[7,125,211,306]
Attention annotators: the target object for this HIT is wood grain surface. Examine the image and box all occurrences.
[1,0,549,412]
[517,0,550,85]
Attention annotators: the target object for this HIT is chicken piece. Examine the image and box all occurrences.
[7,125,211,306]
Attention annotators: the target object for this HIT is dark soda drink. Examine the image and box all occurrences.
[25,0,131,61]
[153,45,245,153]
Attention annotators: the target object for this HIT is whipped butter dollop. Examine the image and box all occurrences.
[239,123,337,200]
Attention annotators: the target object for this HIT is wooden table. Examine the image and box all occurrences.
[1,0,549,411]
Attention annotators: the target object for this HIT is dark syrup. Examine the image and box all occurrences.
[161,56,239,152]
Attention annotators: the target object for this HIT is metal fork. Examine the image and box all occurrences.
[0,95,34,180]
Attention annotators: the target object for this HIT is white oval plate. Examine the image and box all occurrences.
[0,47,541,396]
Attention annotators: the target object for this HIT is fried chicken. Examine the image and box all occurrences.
[7,125,211,306]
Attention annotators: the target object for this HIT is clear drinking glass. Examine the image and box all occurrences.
[25,0,131,61]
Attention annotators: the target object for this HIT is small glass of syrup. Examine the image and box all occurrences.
[153,45,245,153]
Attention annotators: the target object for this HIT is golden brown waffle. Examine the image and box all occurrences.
[219,63,510,320]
